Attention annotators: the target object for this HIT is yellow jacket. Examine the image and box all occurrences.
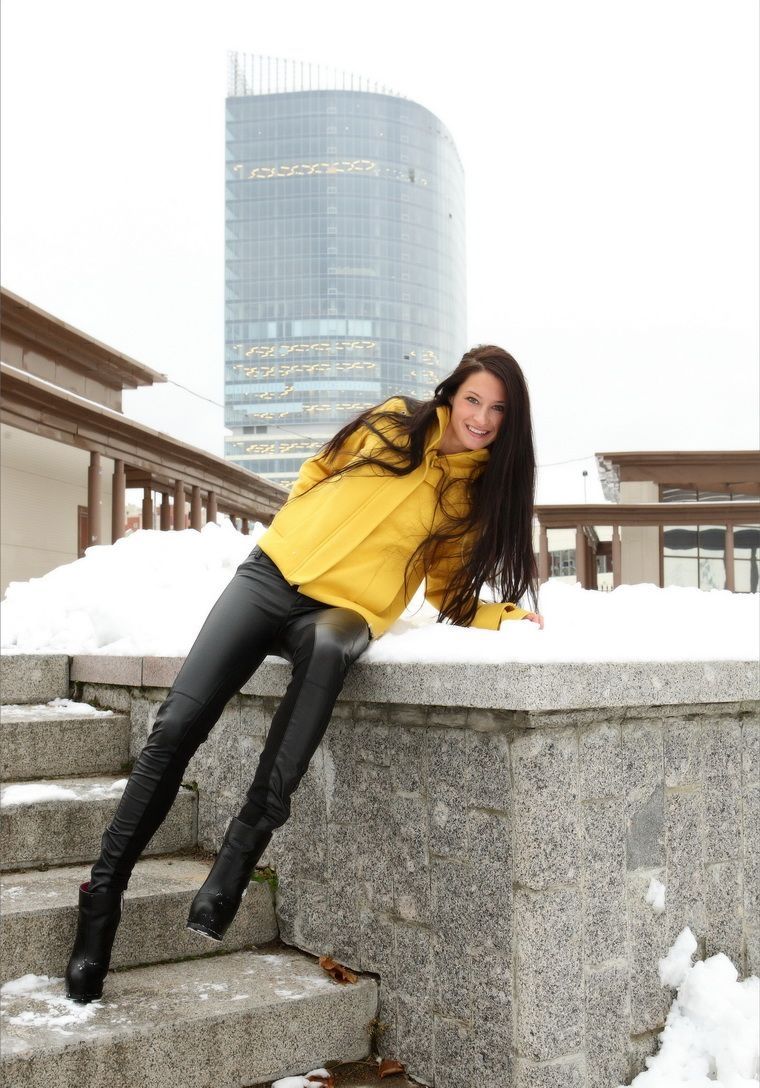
[257,397,530,638]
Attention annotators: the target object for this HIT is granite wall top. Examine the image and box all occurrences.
[56,654,760,713]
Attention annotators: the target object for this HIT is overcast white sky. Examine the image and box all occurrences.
[1,0,757,504]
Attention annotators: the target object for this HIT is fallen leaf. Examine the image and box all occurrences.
[318,955,358,983]
[378,1057,406,1077]
[305,1073,335,1086]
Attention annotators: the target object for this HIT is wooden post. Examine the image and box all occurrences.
[724,523,735,592]
[539,524,550,583]
[142,486,153,531]
[575,526,587,586]
[160,492,171,531]
[87,451,102,546]
[207,491,218,524]
[241,517,249,535]
[611,524,622,588]
[111,459,126,542]
[191,485,203,530]
[173,479,185,530]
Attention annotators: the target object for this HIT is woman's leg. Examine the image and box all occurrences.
[185,604,370,940]
[87,546,295,893]
[237,605,371,833]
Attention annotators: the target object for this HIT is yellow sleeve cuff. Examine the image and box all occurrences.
[472,601,530,630]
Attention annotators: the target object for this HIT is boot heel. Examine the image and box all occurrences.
[65,882,124,1004]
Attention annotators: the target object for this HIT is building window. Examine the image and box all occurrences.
[734,524,760,592]
[663,525,727,590]
[550,549,576,577]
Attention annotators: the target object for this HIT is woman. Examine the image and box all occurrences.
[65,344,543,1004]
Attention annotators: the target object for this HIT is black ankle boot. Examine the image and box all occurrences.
[186,818,272,942]
[65,881,124,1003]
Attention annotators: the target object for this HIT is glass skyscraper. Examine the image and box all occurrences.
[225,53,467,488]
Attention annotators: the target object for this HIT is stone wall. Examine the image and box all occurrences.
[74,655,759,1088]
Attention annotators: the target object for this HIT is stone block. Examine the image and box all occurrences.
[664,790,706,943]
[581,800,626,963]
[391,793,430,923]
[622,718,663,809]
[79,683,132,712]
[327,883,362,968]
[384,725,425,793]
[744,779,759,859]
[626,784,664,871]
[512,729,579,890]
[394,922,435,1005]
[703,777,741,862]
[663,715,703,787]
[741,710,760,783]
[357,837,395,914]
[274,876,332,955]
[470,946,514,1082]
[374,981,399,1059]
[580,721,623,800]
[71,654,142,686]
[431,930,471,1020]
[467,730,511,810]
[428,780,469,858]
[627,870,670,1034]
[430,857,479,953]
[396,994,434,1085]
[322,728,364,824]
[703,716,742,778]
[433,1016,481,1088]
[627,1031,661,1082]
[239,698,270,738]
[466,809,513,957]
[351,719,391,765]
[514,1057,586,1088]
[745,871,760,978]
[358,904,396,978]
[704,861,743,969]
[425,726,470,791]
[140,656,184,688]
[0,653,69,704]
[584,963,630,1088]
[514,887,582,1062]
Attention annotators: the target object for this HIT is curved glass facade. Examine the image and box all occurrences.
[224,59,466,487]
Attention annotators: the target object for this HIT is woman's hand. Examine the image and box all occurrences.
[521,612,544,629]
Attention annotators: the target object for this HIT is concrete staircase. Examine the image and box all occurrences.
[0,654,377,1088]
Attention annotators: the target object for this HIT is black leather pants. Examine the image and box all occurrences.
[88,545,371,893]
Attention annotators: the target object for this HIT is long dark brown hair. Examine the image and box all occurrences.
[294,345,538,625]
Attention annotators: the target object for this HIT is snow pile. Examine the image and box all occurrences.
[646,878,666,915]
[0,974,101,1033]
[1,521,757,662]
[623,928,759,1086]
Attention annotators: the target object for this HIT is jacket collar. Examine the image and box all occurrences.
[429,402,490,477]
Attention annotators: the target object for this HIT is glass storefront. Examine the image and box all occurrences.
[662,490,759,592]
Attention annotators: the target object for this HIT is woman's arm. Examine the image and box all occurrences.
[424,559,531,630]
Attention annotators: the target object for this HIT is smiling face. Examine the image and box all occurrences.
[438,369,508,454]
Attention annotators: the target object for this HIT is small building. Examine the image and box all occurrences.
[1,289,288,596]
[535,451,760,592]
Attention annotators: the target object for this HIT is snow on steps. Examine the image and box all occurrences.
[0,856,279,981]
[1,703,130,780]
[0,775,197,870]
[1,947,377,1088]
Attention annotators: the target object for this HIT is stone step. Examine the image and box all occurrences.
[0,856,279,982]
[0,654,70,704]
[0,776,197,871]
[1,704,130,781]
[0,945,377,1088]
